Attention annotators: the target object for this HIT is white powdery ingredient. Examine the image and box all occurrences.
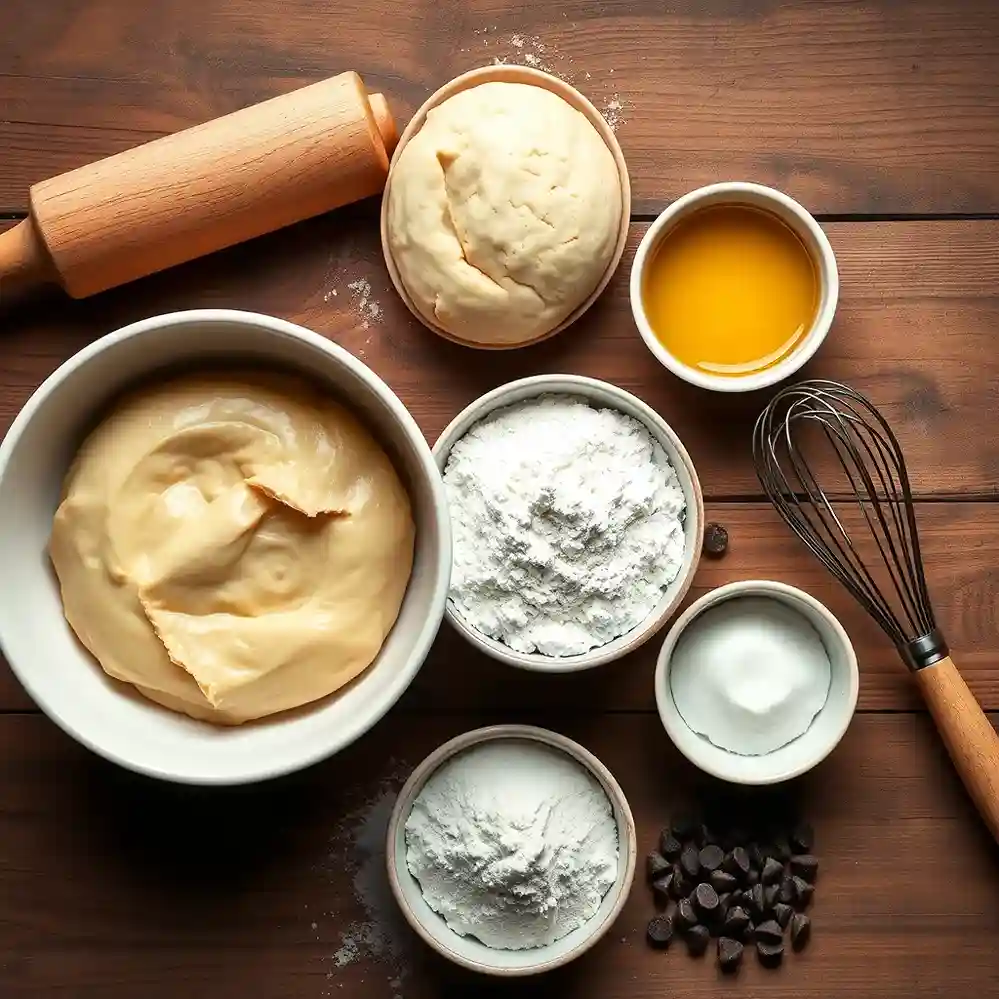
[346,277,383,331]
[601,97,626,132]
[314,763,415,993]
[443,394,686,657]
[405,741,618,950]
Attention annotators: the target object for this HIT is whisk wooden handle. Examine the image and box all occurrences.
[915,656,999,842]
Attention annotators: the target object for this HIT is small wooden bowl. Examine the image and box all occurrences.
[379,65,632,350]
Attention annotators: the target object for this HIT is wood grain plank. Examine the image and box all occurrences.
[1,216,995,498]
[2,0,998,214]
[4,499,995,713]
[0,712,996,997]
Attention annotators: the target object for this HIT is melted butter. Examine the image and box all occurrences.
[643,205,819,377]
[49,372,415,725]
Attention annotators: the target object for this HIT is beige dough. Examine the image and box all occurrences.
[49,372,415,725]
[386,82,622,346]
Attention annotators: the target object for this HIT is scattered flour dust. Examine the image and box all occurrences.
[311,761,414,998]
[320,260,385,359]
[466,26,629,132]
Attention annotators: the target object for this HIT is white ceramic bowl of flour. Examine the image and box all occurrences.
[655,580,859,784]
[386,724,637,976]
[432,375,704,671]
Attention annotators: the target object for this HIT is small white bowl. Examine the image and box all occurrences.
[386,724,637,976]
[655,580,859,784]
[0,309,452,785]
[432,374,704,672]
[630,182,839,393]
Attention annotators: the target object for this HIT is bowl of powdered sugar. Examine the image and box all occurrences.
[386,724,637,975]
[432,375,704,670]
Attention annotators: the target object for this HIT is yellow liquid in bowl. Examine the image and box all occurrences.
[642,205,819,377]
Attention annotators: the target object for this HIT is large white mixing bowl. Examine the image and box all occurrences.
[0,310,452,785]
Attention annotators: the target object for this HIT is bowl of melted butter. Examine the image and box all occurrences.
[630,182,839,393]
[0,309,451,784]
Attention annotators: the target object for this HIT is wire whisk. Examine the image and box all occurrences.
[752,379,944,669]
[753,378,999,842]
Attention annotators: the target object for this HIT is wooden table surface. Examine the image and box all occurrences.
[2,2,999,996]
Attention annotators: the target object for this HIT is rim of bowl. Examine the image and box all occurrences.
[431,374,704,672]
[0,308,452,786]
[386,723,637,976]
[654,579,860,785]
[379,64,632,350]
[629,181,840,393]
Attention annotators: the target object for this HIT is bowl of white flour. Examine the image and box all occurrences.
[432,375,704,670]
[386,724,637,975]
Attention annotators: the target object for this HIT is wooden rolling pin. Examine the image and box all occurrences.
[0,71,397,305]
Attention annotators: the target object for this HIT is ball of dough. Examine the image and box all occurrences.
[386,82,622,347]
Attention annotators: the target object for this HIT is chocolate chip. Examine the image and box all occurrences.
[699,844,725,874]
[718,936,744,972]
[703,522,729,557]
[680,844,701,880]
[647,913,674,948]
[748,842,764,869]
[790,855,819,882]
[774,902,794,929]
[710,869,738,893]
[725,846,751,881]
[647,852,671,882]
[778,876,796,905]
[694,883,720,918]
[677,898,699,930]
[723,906,751,937]
[792,876,814,908]
[717,892,732,919]
[761,857,783,885]
[747,868,760,887]
[764,884,779,912]
[659,830,683,860]
[791,822,815,853]
[754,919,783,946]
[672,868,692,899]
[747,883,766,918]
[757,940,784,967]
[771,835,792,863]
[685,923,711,956]
[790,912,811,951]
[652,874,674,904]
[671,813,699,841]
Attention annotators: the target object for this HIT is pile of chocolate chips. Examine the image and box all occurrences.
[645,812,817,973]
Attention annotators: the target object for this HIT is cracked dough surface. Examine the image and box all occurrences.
[386,82,622,346]
[49,372,415,725]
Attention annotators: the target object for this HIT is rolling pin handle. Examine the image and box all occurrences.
[369,93,399,156]
[0,219,56,307]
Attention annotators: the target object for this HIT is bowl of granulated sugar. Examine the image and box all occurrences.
[386,724,637,975]
[432,374,704,672]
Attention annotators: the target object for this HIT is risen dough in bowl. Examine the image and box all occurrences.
[385,82,622,346]
[49,371,415,725]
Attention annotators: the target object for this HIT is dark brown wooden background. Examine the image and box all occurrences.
[2,2,999,997]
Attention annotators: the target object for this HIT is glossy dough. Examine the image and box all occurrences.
[386,82,621,346]
[49,372,415,725]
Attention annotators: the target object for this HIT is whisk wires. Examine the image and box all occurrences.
[753,380,939,657]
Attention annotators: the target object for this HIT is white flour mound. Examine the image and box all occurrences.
[443,393,686,656]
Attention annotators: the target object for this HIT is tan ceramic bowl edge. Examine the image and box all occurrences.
[386,724,637,976]
[380,65,632,350]
[432,374,705,672]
